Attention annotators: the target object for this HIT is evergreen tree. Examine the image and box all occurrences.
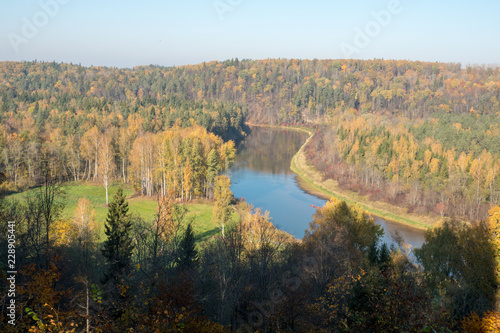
[378,243,391,267]
[177,222,198,270]
[101,188,134,281]
[367,240,379,266]
[206,149,220,185]
[206,149,220,198]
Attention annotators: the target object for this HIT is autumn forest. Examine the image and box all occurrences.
[1,59,500,332]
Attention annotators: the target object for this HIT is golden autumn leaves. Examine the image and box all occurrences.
[128,125,236,201]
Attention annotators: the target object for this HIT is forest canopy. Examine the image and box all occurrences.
[1,59,499,219]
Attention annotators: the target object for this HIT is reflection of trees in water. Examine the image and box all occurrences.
[234,127,308,174]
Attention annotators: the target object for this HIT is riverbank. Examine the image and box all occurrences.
[288,127,433,230]
[245,122,314,135]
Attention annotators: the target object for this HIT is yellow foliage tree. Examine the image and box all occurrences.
[71,198,99,273]
[98,133,116,206]
[213,175,233,238]
[462,310,500,332]
[79,126,100,180]
[305,197,383,254]
[489,206,500,288]
[239,207,289,252]
[52,220,72,247]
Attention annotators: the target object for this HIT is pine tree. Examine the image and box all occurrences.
[177,222,198,270]
[367,240,379,266]
[207,149,220,183]
[101,188,134,281]
[378,243,391,267]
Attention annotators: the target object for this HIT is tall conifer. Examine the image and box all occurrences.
[101,188,134,281]
[177,222,198,270]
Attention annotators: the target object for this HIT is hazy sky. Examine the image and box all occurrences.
[1,0,499,68]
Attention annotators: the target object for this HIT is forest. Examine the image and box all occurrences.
[0,59,500,331]
[305,112,500,222]
[1,59,499,221]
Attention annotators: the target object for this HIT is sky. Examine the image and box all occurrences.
[1,0,499,68]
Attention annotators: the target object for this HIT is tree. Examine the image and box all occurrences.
[80,126,100,181]
[17,258,77,332]
[71,198,99,333]
[177,222,198,270]
[206,149,220,198]
[118,126,137,183]
[98,133,116,206]
[199,227,245,327]
[415,220,463,290]
[101,188,134,281]
[72,198,98,274]
[213,175,233,238]
[305,198,383,254]
[129,133,157,196]
[415,219,497,320]
[488,206,500,262]
[64,134,82,182]
[38,161,64,268]
[219,140,236,172]
[4,133,23,187]
[149,192,181,271]
[183,156,194,201]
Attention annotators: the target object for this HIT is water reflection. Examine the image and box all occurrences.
[233,127,306,175]
[230,126,426,248]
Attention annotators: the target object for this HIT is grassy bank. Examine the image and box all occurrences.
[7,182,239,242]
[246,122,314,136]
[289,128,433,230]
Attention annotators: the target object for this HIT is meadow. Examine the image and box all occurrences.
[7,182,240,242]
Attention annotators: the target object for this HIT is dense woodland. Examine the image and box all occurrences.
[1,59,499,219]
[305,112,500,222]
[1,59,500,331]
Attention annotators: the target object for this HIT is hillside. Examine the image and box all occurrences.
[1,59,499,221]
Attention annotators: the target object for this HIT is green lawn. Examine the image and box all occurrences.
[7,182,240,242]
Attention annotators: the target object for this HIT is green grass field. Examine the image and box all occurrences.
[7,182,240,242]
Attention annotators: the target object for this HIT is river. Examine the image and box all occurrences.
[229,126,426,249]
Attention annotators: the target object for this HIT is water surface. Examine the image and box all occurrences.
[229,126,426,249]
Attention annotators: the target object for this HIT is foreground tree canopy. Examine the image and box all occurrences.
[1,186,498,331]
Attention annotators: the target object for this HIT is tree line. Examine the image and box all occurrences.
[2,121,236,203]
